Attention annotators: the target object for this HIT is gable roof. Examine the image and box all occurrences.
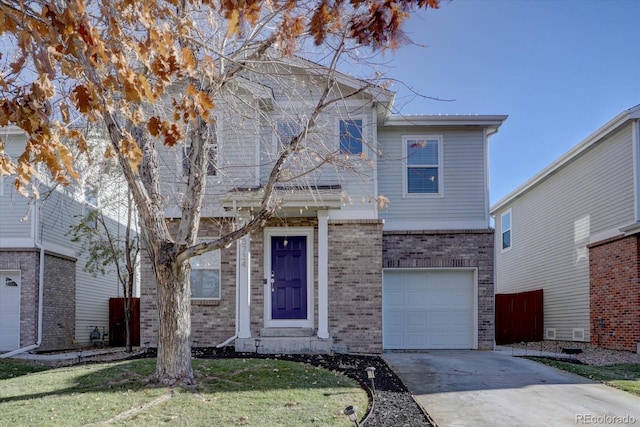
[491,104,640,214]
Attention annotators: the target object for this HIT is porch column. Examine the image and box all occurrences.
[317,210,329,339]
[237,215,252,339]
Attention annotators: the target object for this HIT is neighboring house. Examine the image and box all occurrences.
[140,56,505,354]
[491,105,640,353]
[0,128,133,354]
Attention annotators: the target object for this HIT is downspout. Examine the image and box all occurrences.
[0,201,44,358]
[216,200,239,348]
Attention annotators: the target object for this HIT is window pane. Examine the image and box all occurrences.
[407,167,438,193]
[192,249,220,269]
[277,121,301,145]
[191,269,220,298]
[340,119,363,154]
[502,230,511,249]
[502,212,511,230]
[407,139,438,165]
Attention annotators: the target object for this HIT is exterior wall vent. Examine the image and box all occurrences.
[545,328,556,340]
[572,328,585,341]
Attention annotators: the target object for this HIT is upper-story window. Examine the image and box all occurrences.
[183,124,217,176]
[276,120,302,149]
[501,210,512,251]
[403,135,443,196]
[191,246,221,300]
[339,119,363,155]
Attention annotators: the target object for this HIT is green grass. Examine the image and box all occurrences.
[0,358,368,426]
[0,358,53,380]
[530,358,640,397]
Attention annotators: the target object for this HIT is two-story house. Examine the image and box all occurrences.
[492,105,640,353]
[140,55,505,354]
[0,127,134,354]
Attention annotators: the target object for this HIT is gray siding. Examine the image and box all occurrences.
[1,136,34,242]
[0,185,34,240]
[494,124,635,342]
[38,188,123,345]
[157,74,378,218]
[377,127,488,229]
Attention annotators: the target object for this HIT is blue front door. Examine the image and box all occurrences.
[271,236,307,320]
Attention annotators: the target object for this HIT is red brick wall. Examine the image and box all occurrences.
[589,234,640,352]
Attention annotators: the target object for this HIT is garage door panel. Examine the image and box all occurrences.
[385,310,405,330]
[406,292,428,308]
[383,270,474,350]
[405,311,428,329]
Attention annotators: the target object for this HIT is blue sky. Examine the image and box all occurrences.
[384,0,640,205]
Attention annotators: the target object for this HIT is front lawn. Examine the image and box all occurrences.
[530,358,640,397]
[0,358,368,426]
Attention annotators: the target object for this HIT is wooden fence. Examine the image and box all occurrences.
[495,289,543,345]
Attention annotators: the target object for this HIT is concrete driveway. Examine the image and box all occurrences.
[383,351,640,427]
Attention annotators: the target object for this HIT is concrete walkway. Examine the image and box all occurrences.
[383,350,640,427]
[8,347,131,361]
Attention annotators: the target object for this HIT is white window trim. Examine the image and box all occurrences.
[501,209,512,252]
[263,227,314,329]
[402,135,444,198]
[337,116,367,156]
[190,238,222,301]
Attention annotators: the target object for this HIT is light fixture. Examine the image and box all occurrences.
[365,366,376,393]
[343,405,359,426]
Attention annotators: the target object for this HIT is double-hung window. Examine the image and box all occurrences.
[403,136,442,196]
[191,246,221,300]
[276,120,302,150]
[501,210,512,251]
[339,119,363,155]
[183,123,217,176]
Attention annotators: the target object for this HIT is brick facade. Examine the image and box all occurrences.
[0,249,76,351]
[140,219,237,347]
[589,234,640,352]
[141,217,385,353]
[40,252,76,351]
[140,221,494,353]
[328,220,383,353]
[382,229,495,350]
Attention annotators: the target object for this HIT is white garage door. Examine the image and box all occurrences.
[0,271,21,351]
[383,270,475,350]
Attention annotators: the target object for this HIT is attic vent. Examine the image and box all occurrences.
[573,328,585,341]
[545,328,556,340]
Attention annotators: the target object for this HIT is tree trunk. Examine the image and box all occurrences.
[154,259,194,385]
[124,297,132,353]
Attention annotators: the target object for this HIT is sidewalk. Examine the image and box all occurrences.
[9,347,136,362]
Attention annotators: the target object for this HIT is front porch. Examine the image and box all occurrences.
[225,189,342,355]
[236,328,333,354]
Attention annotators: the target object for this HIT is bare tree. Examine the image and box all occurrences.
[0,0,440,384]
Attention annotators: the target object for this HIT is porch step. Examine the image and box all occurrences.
[236,336,333,355]
[259,327,314,337]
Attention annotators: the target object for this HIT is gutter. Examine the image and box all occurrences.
[1,201,44,358]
